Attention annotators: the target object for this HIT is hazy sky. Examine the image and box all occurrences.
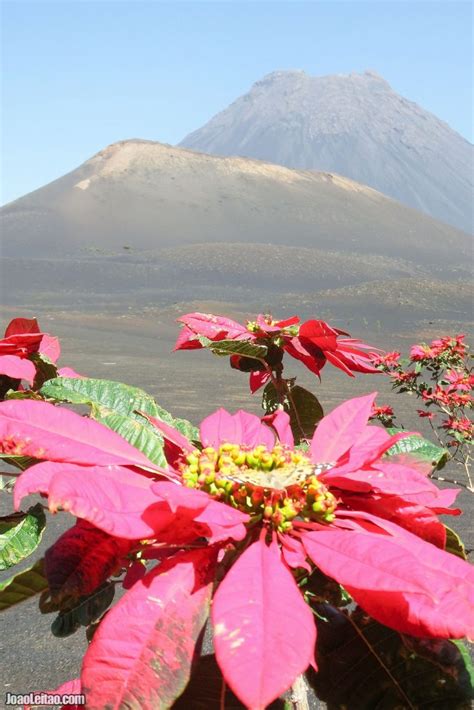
[1,0,472,204]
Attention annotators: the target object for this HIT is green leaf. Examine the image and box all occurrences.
[445,526,468,560]
[41,377,159,417]
[5,390,44,400]
[152,404,199,442]
[40,377,198,460]
[451,640,474,690]
[51,582,115,638]
[0,503,46,570]
[0,453,39,470]
[0,559,48,611]
[386,428,448,470]
[208,339,268,360]
[262,382,323,444]
[93,407,167,467]
[307,605,474,708]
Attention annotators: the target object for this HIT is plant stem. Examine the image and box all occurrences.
[288,675,311,710]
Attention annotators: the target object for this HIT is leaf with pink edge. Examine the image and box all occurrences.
[212,538,316,709]
[81,547,216,710]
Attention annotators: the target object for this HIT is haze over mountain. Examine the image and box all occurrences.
[1,139,471,328]
[180,70,473,233]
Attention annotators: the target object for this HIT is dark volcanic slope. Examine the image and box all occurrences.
[180,70,473,233]
[1,139,469,262]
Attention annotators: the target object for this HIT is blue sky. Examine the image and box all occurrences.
[1,0,472,204]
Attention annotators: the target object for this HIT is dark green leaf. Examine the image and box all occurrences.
[262,382,323,444]
[30,352,58,390]
[386,428,448,471]
[307,604,474,709]
[0,454,39,470]
[0,503,46,570]
[208,339,268,360]
[51,582,115,638]
[0,559,48,611]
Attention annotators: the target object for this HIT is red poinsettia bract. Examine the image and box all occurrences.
[175,312,380,392]
[0,318,60,384]
[3,393,473,709]
[0,317,82,389]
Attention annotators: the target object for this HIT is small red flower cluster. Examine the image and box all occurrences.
[372,335,473,474]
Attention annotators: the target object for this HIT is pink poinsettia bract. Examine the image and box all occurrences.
[175,312,381,392]
[3,392,474,709]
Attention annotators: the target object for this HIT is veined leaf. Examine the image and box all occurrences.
[262,382,323,443]
[41,376,198,452]
[153,403,199,442]
[0,559,48,611]
[307,604,474,708]
[51,582,116,637]
[208,339,268,360]
[41,377,159,417]
[0,503,46,570]
[92,406,167,467]
[386,428,448,470]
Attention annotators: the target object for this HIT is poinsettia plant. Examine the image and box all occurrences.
[372,335,473,491]
[0,317,81,401]
[175,311,381,443]
[0,312,473,710]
